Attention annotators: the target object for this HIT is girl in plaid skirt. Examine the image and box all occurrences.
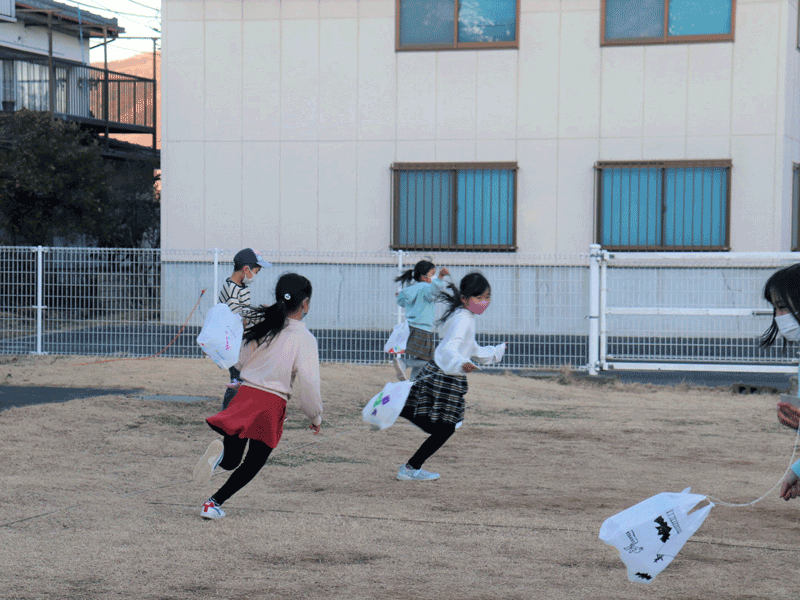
[394,260,450,381]
[397,272,506,481]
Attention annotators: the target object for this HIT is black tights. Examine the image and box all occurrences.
[400,406,457,470]
[209,427,273,506]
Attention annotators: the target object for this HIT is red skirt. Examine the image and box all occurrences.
[206,385,287,448]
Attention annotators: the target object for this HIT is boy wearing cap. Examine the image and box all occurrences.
[219,248,270,320]
[219,248,271,408]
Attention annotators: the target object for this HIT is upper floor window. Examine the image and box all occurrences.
[596,160,731,251]
[391,162,517,251]
[601,0,735,46]
[396,0,519,51]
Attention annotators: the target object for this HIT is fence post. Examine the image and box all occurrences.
[212,248,220,306]
[588,244,601,375]
[33,245,46,355]
[599,249,608,371]
[396,249,404,325]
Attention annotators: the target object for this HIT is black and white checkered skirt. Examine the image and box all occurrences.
[403,360,468,425]
[405,326,435,361]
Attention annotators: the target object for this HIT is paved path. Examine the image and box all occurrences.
[0,386,142,412]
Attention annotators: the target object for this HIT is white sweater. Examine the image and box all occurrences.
[235,319,323,426]
[434,308,506,375]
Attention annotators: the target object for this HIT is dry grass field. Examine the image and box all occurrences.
[2,355,800,599]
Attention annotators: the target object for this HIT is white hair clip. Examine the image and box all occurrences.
[284,293,291,300]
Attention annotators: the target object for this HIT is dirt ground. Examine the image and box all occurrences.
[2,355,800,600]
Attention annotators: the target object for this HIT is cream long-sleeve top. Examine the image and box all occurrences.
[434,307,506,375]
[235,319,323,426]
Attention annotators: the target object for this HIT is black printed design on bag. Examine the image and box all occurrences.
[635,572,653,581]
[666,509,682,534]
[653,553,665,563]
[654,516,672,543]
[624,530,643,553]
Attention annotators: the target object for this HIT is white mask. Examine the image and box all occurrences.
[776,313,800,342]
[243,269,256,286]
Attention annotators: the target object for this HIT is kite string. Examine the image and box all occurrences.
[703,422,800,508]
[69,289,206,367]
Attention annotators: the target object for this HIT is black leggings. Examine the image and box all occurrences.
[400,405,457,470]
[209,427,273,506]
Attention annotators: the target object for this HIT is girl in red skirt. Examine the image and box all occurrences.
[194,273,323,519]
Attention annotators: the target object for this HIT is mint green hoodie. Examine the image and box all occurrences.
[396,278,447,332]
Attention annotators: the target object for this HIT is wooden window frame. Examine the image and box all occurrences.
[391,162,518,252]
[395,0,520,52]
[792,163,800,251]
[600,0,736,47]
[595,160,732,252]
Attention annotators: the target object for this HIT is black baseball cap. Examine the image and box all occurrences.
[233,248,271,270]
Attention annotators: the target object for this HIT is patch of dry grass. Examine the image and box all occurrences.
[1,356,799,599]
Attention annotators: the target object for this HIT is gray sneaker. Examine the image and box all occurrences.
[194,440,224,484]
[397,464,439,481]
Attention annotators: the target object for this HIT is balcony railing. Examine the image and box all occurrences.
[0,53,155,138]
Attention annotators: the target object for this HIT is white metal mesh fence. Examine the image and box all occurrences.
[600,252,800,370]
[0,247,591,370]
[3,246,797,372]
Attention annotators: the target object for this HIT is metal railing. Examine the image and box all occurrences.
[595,247,799,374]
[0,54,155,132]
[0,245,796,374]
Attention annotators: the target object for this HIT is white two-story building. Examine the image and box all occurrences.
[162,0,800,255]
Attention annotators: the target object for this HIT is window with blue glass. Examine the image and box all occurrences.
[397,0,518,50]
[602,0,735,45]
[597,161,731,251]
[392,163,517,251]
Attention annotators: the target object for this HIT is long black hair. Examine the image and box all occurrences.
[437,272,491,325]
[761,263,800,347]
[243,273,313,347]
[395,260,435,286]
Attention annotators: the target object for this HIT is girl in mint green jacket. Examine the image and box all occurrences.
[394,260,449,381]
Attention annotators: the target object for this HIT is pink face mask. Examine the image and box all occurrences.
[467,298,490,315]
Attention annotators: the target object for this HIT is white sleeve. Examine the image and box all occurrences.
[436,314,471,375]
[472,342,506,365]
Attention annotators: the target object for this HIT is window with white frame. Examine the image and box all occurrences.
[396,0,519,51]
[601,0,735,46]
[391,163,517,251]
[596,161,731,251]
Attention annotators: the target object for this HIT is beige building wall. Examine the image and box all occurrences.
[162,0,800,255]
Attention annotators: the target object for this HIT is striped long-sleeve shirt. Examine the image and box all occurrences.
[219,278,256,320]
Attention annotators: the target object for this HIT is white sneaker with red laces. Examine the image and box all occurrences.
[201,499,225,520]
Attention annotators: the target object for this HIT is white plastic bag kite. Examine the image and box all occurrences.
[383,321,410,355]
[599,488,714,584]
[362,381,414,430]
[196,303,244,369]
